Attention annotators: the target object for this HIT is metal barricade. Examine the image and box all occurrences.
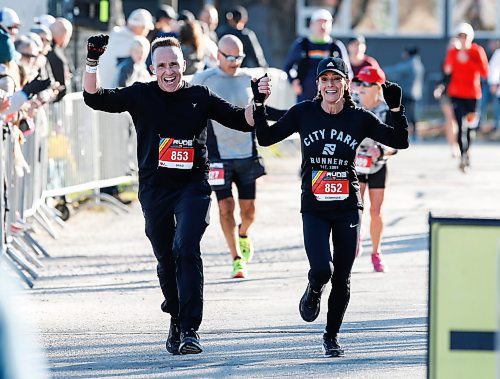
[2,67,295,287]
[43,93,136,210]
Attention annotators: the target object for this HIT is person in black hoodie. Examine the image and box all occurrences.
[216,5,267,68]
[83,35,271,356]
[253,57,409,357]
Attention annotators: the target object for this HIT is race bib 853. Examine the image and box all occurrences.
[158,138,194,169]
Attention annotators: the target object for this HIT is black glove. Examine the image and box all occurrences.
[22,76,51,98]
[382,81,402,109]
[87,34,109,60]
[251,73,268,104]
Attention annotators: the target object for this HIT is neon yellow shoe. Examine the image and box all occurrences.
[239,236,254,262]
[231,258,247,279]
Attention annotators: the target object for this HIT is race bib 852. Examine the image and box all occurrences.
[312,170,349,201]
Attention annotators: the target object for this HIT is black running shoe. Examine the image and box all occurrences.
[323,334,344,357]
[299,283,324,322]
[179,329,203,355]
[166,318,181,355]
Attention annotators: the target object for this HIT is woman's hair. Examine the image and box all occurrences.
[179,20,204,57]
[313,85,356,108]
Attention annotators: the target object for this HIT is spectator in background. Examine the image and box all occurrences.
[148,5,178,43]
[34,14,56,30]
[178,10,196,23]
[0,8,21,40]
[347,35,380,77]
[0,26,20,94]
[487,45,500,139]
[283,8,352,103]
[198,4,219,43]
[216,6,268,68]
[47,17,73,101]
[115,36,151,87]
[479,39,500,133]
[30,24,52,57]
[443,22,489,172]
[15,35,41,85]
[179,20,205,75]
[99,9,154,88]
[384,46,425,142]
[434,37,460,157]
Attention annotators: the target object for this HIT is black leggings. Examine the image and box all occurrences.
[451,97,478,156]
[142,180,211,332]
[302,209,361,336]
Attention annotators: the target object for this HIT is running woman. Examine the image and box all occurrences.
[444,22,489,172]
[354,66,398,272]
[253,57,409,357]
[82,35,270,355]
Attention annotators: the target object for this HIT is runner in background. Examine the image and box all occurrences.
[354,66,398,273]
[192,35,284,279]
[283,9,352,103]
[443,22,489,172]
[434,37,460,157]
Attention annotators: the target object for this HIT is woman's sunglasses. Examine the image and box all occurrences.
[360,81,378,88]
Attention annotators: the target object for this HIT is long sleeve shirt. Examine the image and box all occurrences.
[83,81,252,207]
[444,43,489,99]
[254,100,408,212]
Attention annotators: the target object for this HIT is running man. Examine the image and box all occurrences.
[253,57,408,357]
[83,35,270,355]
[191,35,283,279]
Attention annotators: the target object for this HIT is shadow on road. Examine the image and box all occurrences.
[46,317,426,378]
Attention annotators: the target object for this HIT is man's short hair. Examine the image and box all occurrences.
[151,36,181,56]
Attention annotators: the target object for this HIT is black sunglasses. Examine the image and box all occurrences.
[219,50,246,62]
[360,81,378,87]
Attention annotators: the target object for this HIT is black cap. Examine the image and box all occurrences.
[226,6,248,22]
[316,57,349,79]
[347,35,366,45]
[178,10,195,22]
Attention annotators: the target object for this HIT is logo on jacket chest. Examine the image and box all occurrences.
[303,128,359,150]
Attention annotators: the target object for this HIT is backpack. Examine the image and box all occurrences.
[296,37,343,82]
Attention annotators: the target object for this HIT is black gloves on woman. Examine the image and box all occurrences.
[382,81,402,110]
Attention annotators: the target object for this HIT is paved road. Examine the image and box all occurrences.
[18,140,500,378]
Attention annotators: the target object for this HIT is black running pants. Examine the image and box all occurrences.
[302,209,361,336]
[142,180,211,332]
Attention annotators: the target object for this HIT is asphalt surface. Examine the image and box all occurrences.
[14,139,500,378]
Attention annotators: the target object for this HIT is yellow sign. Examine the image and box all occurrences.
[428,215,500,379]
[99,0,109,23]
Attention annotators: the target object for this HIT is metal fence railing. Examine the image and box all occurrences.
[1,92,137,287]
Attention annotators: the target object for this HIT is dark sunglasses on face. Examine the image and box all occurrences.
[219,50,246,62]
[360,81,378,87]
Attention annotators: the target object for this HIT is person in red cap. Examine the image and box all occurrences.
[252,57,409,357]
[354,66,399,272]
